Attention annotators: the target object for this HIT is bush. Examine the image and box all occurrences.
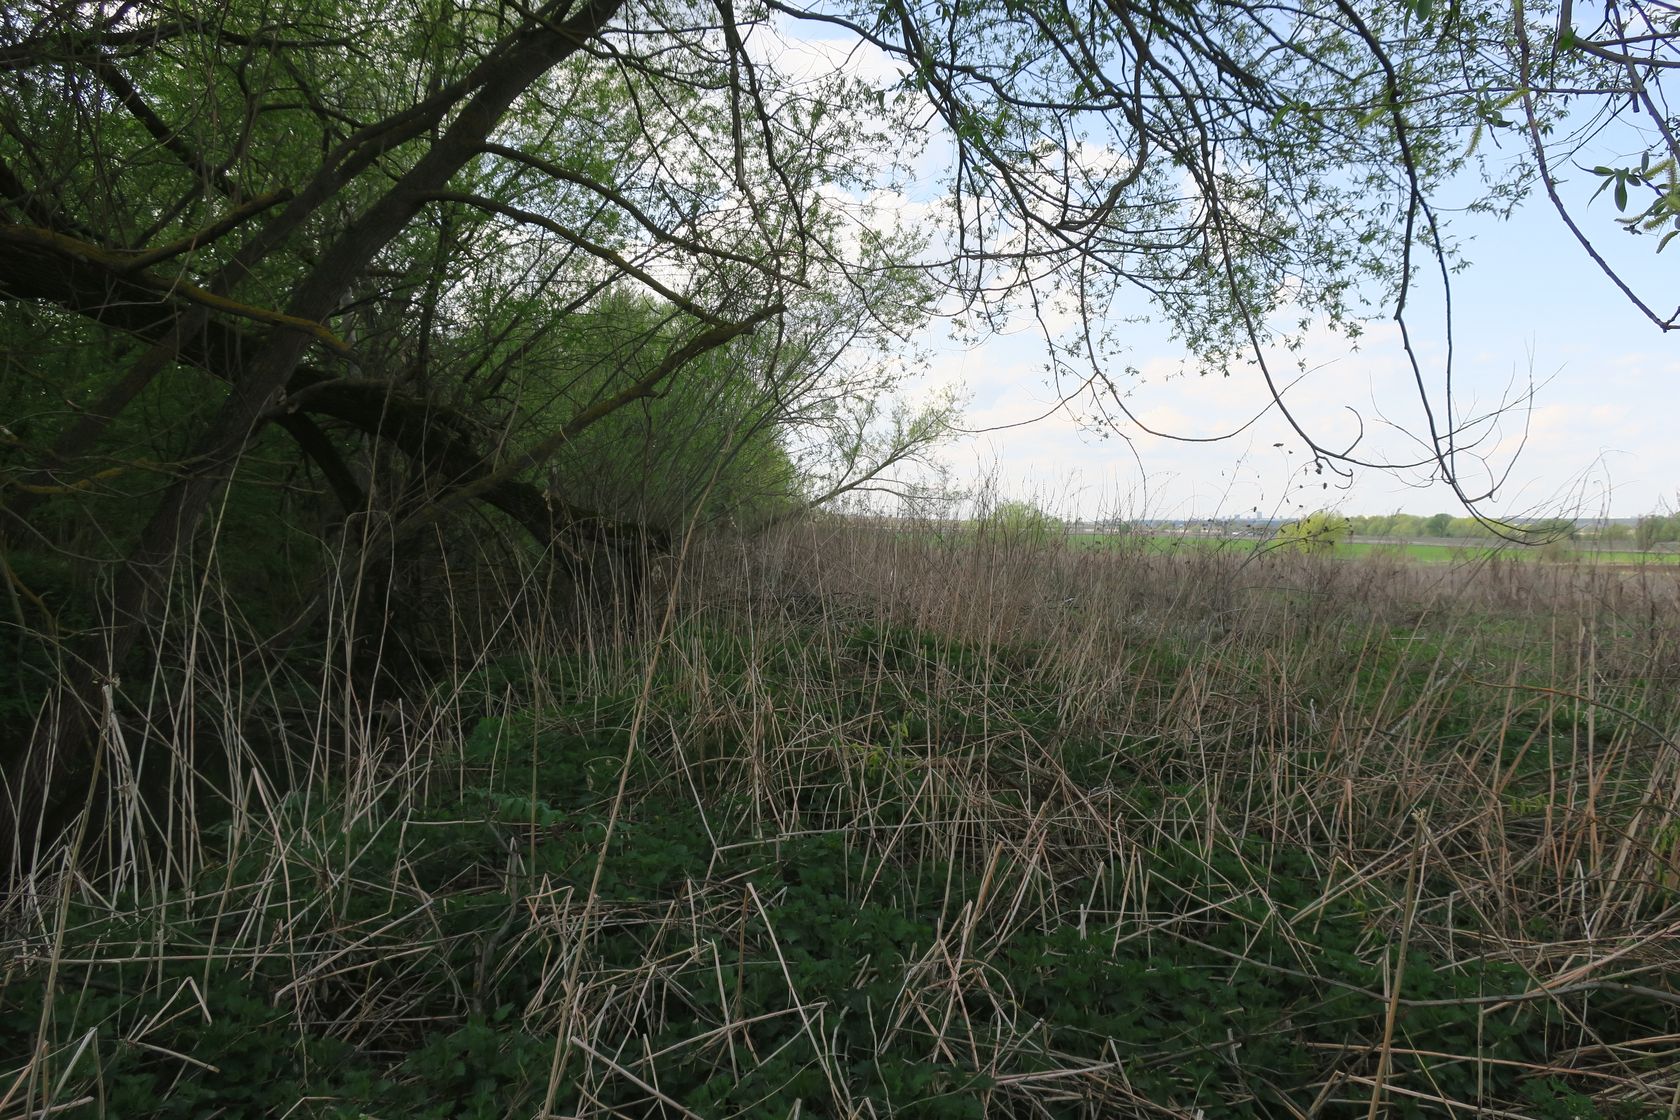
[1272,509,1349,553]
[978,500,1063,546]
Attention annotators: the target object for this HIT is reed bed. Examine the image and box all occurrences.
[4,519,1678,1118]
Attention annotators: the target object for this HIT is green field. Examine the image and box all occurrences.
[1075,532,1680,565]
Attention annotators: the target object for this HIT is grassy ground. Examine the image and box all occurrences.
[4,525,1680,1117]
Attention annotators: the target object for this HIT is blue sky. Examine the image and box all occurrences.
[924,163,1679,521]
[768,20,1677,520]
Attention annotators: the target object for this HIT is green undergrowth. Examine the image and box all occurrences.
[4,616,1675,1118]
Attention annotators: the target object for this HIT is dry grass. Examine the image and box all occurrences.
[3,518,1679,1118]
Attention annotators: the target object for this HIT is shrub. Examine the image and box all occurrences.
[1272,509,1350,553]
[979,499,1063,546]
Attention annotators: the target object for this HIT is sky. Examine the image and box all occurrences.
[927,191,1680,521]
[769,18,1679,522]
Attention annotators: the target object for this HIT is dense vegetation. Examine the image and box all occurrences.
[1342,515,1580,542]
[5,0,1680,1115]
[6,525,1680,1117]
[1633,514,1680,550]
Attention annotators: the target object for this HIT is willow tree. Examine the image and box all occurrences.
[0,0,938,871]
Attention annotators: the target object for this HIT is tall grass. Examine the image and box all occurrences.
[4,517,1678,1117]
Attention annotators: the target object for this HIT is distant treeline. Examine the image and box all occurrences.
[1344,513,1680,547]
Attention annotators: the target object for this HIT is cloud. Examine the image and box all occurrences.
[912,298,1680,518]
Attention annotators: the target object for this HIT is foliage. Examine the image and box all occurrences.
[6,0,1680,1103]
[0,0,969,852]
[1636,512,1680,549]
[525,290,802,530]
[1529,7,1680,326]
[1272,509,1350,553]
[977,499,1064,546]
[1346,512,1584,544]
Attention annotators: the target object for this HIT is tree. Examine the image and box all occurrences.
[980,500,1064,547]
[1426,513,1455,539]
[1636,514,1679,550]
[500,284,950,535]
[1360,514,1398,538]
[1273,511,1351,554]
[1527,517,1578,542]
[0,0,943,872]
